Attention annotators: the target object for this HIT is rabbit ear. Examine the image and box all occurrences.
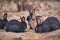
[4,13,7,15]
[20,16,22,19]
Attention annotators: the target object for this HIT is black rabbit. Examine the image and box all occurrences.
[5,16,27,33]
[0,13,8,29]
[35,17,60,33]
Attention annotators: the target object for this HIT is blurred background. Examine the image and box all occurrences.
[0,0,60,21]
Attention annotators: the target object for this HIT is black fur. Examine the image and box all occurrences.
[5,19,27,33]
[35,17,60,33]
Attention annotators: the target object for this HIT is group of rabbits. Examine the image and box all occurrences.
[0,9,60,33]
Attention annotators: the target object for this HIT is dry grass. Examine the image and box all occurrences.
[0,29,60,40]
